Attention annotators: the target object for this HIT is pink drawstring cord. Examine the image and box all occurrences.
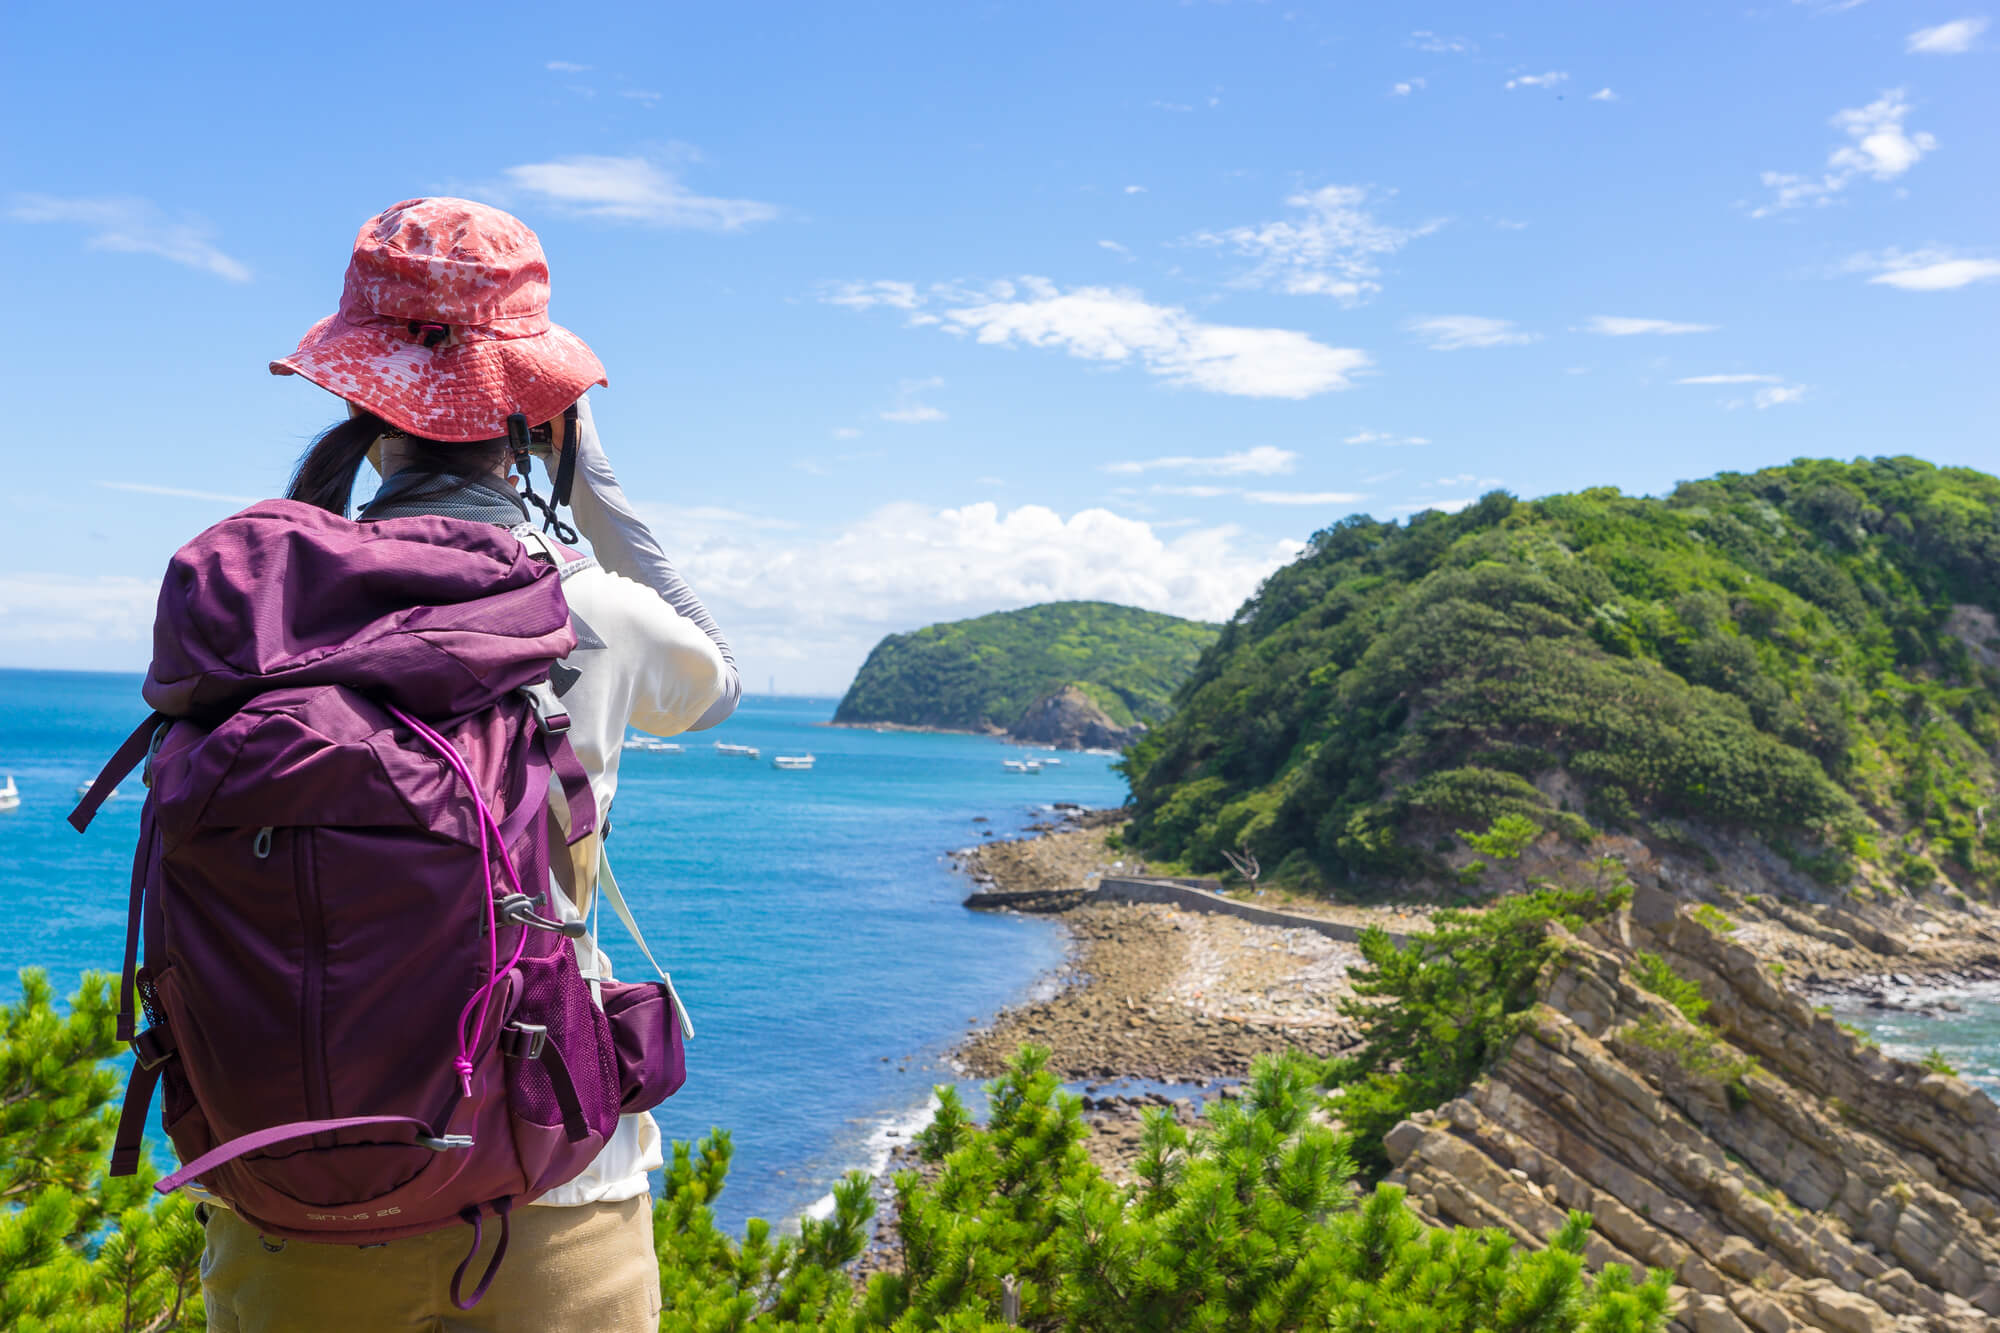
[388,705,532,1096]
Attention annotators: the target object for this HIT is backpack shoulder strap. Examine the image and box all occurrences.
[597,845,693,1041]
[512,523,597,581]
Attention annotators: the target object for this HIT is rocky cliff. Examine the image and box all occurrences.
[1385,872,2000,1331]
[1009,683,1143,751]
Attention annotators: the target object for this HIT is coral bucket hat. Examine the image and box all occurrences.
[272,198,607,442]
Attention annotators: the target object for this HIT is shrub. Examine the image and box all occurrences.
[1630,952,1711,1024]
[1323,865,1632,1179]
[1919,1048,1959,1076]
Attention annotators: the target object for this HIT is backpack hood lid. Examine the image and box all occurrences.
[144,500,577,721]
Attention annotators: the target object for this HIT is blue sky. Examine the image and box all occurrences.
[3,1,1994,692]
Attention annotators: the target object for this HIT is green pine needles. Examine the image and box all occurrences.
[1321,865,1632,1180]
[0,970,205,1333]
[9,972,1675,1331]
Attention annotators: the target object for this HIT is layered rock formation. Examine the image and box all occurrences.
[1385,882,2000,1331]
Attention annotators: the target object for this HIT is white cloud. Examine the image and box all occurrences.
[880,376,946,424]
[941,278,1370,397]
[1192,186,1439,304]
[620,90,662,104]
[1847,248,2000,290]
[642,499,1302,692]
[546,61,591,73]
[9,195,251,282]
[1242,490,1365,506]
[832,427,863,440]
[1676,373,1781,385]
[0,574,159,669]
[1105,446,1298,476]
[1755,385,1807,409]
[1584,315,1718,336]
[1406,315,1538,350]
[1754,90,1937,216]
[96,481,259,503]
[1391,497,1478,516]
[1391,78,1426,96]
[822,280,923,310]
[1124,185,1147,195]
[1505,71,1569,90]
[1907,17,1987,52]
[1151,484,1235,498]
[1098,239,1132,257]
[1343,431,1430,446]
[1411,30,1472,53]
[1590,87,1617,101]
[502,155,777,230]
[830,276,1371,398]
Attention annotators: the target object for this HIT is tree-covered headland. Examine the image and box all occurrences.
[1125,457,2000,900]
[834,602,1218,735]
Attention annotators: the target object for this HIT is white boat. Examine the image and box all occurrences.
[771,754,815,770]
[714,742,756,757]
[1002,760,1043,774]
[1039,756,1063,766]
[0,775,18,812]
[621,736,684,753]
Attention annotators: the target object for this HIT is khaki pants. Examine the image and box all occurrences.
[201,1196,661,1333]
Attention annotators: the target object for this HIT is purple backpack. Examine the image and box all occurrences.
[71,500,686,1307]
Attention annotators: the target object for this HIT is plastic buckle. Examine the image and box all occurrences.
[416,1134,475,1152]
[131,1026,176,1071]
[500,1023,548,1061]
[141,721,170,790]
[542,710,571,734]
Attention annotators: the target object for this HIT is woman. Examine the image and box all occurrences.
[198,197,739,1331]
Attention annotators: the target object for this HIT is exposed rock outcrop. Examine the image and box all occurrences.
[1384,882,2000,1332]
[1010,683,1142,751]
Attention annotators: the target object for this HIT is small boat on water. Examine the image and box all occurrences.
[0,775,19,812]
[714,742,756,757]
[622,736,684,753]
[771,754,815,771]
[1002,759,1044,774]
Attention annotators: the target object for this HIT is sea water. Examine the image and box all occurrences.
[1825,983,2000,1096]
[0,668,1127,1231]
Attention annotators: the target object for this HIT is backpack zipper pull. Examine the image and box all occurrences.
[253,827,274,859]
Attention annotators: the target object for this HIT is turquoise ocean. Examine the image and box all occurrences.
[0,668,1127,1231]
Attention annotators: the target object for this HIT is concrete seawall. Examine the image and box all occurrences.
[966,874,1411,949]
[1095,877,1412,948]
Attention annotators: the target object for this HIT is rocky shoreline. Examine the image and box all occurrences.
[903,812,2000,1329]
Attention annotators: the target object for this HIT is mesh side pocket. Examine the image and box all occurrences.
[505,941,620,1140]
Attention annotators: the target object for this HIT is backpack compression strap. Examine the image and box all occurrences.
[153,1115,455,1194]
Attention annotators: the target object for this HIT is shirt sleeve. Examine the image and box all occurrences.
[567,394,742,731]
[581,566,729,738]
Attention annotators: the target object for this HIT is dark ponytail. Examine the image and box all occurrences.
[288,412,388,516]
[288,412,512,517]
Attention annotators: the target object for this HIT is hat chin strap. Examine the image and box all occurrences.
[507,411,579,544]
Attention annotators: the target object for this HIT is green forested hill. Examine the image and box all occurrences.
[1125,457,2000,897]
[834,601,1219,732]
